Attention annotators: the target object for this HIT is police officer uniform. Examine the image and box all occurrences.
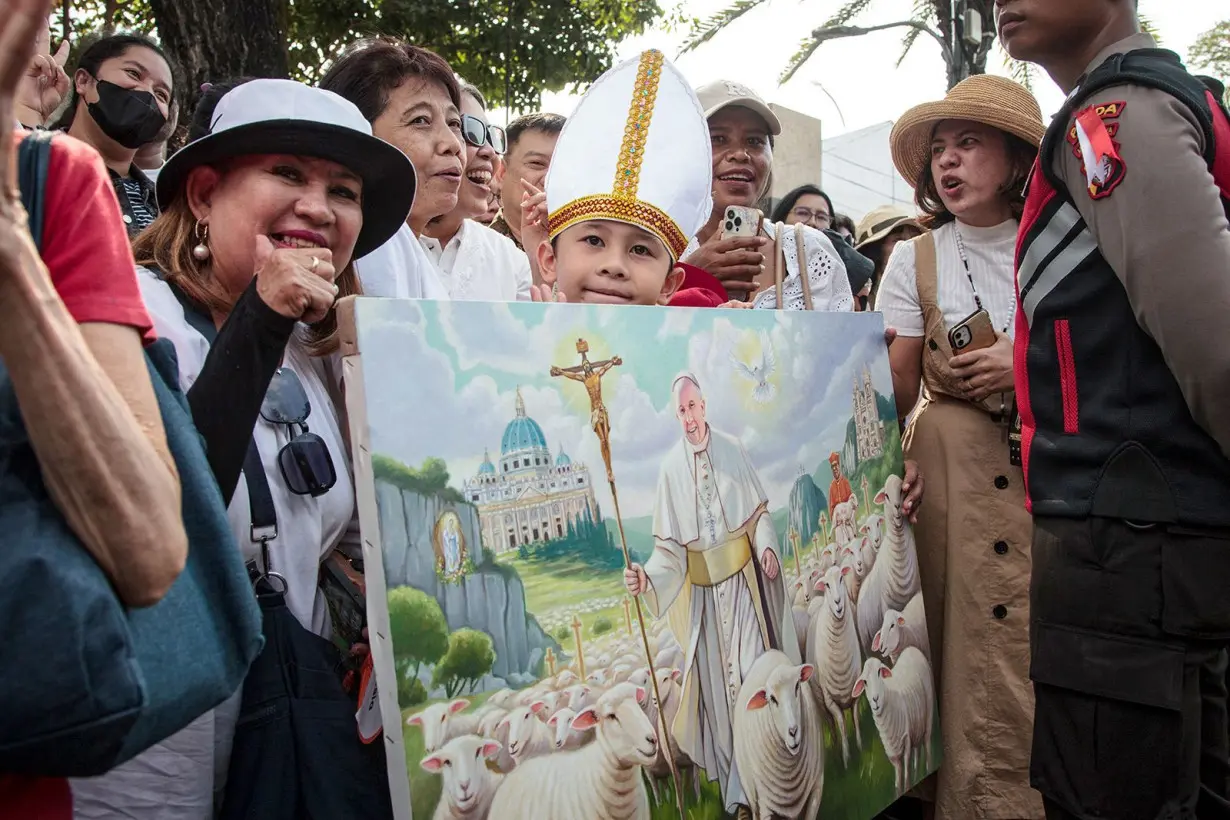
[1014,32,1230,820]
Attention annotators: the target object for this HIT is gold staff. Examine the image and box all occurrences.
[551,338,687,818]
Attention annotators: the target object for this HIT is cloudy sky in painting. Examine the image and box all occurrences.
[355,299,894,516]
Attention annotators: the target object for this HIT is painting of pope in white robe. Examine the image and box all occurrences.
[624,373,800,815]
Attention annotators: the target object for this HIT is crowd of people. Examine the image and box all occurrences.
[2,0,1228,817]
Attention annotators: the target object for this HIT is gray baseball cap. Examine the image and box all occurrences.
[694,79,782,136]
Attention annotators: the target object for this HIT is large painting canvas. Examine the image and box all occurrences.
[342,297,941,820]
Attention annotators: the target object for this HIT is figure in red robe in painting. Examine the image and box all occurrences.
[827,452,854,518]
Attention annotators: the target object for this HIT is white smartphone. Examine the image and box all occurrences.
[721,206,763,240]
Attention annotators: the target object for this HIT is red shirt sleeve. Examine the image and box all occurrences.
[22,132,155,341]
[0,775,72,819]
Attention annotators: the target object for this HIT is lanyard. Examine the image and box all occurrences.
[954,226,1015,333]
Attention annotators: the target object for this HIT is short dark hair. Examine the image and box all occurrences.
[915,129,1037,227]
[460,81,486,110]
[320,37,460,123]
[832,213,856,236]
[769,184,834,224]
[52,33,177,131]
[186,78,255,143]
[506,112,565,153]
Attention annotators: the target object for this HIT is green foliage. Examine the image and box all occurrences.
[432,629,496,698]
[373,454,465,503]
[518,508,625,571]
[591,615,613,636]
[397,674,427,709]
[387,587,450,680]
[1190,20,1230,104]
[55,0,662,116]
[553,625,570,643]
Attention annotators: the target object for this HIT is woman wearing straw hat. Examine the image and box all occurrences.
[855,204,922,306]
[875,75,1046,820]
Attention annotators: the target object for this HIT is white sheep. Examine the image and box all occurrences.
[817,543,839,576]
[853,648,935,796]
[874,593,930,664]
[832,499,858,547]
[551,671,580,690]
[421,734,504,819]
[562,683,601,711]
[839,536,873,601]
[732,650,825,820]
[546,707,590,751]
[860,513,886,553]
[640,668,698,802]
[792,605,811,659]
[855,474,921,656]
[528,690,566,722]
[808,565,863,765]
[491,684,657,819]
[497,704,554,763]
[486,689,518,710]
[407,699,479,753]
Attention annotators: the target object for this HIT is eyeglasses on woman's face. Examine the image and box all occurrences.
[792,206,832,228]
[461,114,507,154]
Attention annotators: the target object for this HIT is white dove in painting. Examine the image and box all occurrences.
[730,330,778,404]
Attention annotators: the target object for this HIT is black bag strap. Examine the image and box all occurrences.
[17,130,54,250]
[169,283,279,573]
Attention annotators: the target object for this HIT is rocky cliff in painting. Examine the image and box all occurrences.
[375,480,557,689]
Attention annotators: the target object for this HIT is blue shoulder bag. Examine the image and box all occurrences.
[0,130,264,776]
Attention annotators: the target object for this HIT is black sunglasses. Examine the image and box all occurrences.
[461,114,507,154]
[261,368,337,497]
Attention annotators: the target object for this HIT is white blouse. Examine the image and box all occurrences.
[356,222,450,301]
[419,219,532,301]
[684,220,854,311]
[137,267,359,635]
[874,219,1019,339]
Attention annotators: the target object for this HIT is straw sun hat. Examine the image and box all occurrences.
[890,75,1046,185]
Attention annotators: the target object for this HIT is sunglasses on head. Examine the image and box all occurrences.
[261,368,337,497]
[461,114,507,154]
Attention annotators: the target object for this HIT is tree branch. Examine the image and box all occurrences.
[803,19,951,63]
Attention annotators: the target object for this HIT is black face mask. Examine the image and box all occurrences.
[87,79,167,149]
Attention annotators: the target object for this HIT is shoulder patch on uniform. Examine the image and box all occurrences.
[1072,105,1126,199]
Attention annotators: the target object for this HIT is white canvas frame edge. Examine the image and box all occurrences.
[342,344,414,820]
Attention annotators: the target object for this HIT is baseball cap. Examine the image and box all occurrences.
[694,79,782,136]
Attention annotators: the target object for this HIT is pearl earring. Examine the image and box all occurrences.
[192,220,210,261]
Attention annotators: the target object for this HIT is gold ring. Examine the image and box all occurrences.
[310,256,320,272]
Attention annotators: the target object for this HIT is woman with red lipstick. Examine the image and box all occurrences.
[71,78,413,819]
[682,79,854,311]
[875,75,1045,820]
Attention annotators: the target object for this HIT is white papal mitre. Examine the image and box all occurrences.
[545,49,713,261]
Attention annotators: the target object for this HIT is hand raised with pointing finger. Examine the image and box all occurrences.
[252,236,339,325]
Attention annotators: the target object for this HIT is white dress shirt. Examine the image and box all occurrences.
[419,218,532,301]
[355,222,450,300]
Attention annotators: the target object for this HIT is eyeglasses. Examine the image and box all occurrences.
[461,114,507,154]
[792,207,832,227]
[261,368,337,497]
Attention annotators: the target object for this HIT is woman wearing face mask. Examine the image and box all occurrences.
[682,80,852,311]
[50,33,175,237]
[876,76,1045,820]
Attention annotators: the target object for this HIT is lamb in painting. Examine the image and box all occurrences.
[874,593,930,664]
[732,650,825,820]
[497,704,554,763]
[853,648,935,795]
[408,699,479,753]
[832,499,858,547]
[808,564,864,765]
[546,707,590,751]
[421,734,504,820]
[491,684,657,819]
[856,474,921,655]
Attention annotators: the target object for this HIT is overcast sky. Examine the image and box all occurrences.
[492,0,1222,137]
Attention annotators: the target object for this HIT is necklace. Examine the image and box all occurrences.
[953,225,1015,334]
[953,225,1014,425]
